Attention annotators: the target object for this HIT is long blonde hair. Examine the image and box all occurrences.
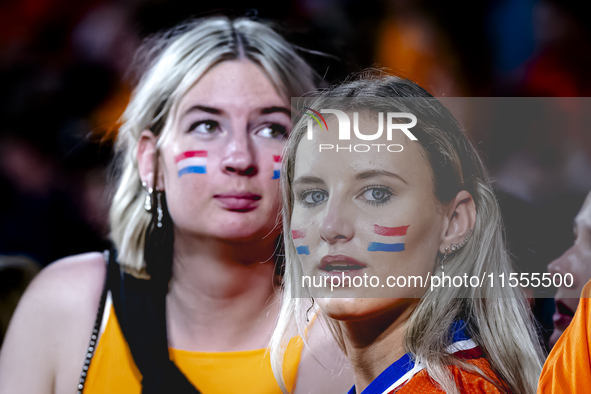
[270,72,545,394]
[109,16,319,276]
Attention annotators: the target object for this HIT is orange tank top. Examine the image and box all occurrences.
[83,294,304,394]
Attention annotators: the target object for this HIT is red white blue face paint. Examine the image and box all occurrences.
[175,151,207,177]
[272,155,281,179]
[292,229,310,255]
[367,224,409,252]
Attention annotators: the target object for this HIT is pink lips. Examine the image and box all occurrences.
[213,192,261,212]
[319,254,367,275]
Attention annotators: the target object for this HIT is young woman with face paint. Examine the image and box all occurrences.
[270,73,546,394]
[0,17,352,394]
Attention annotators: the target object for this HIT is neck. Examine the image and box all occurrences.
[166,229,281,352]
[342,300,418,393]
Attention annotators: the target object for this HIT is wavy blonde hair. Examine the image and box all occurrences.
[109,16,319,276]
[270,72,545,394]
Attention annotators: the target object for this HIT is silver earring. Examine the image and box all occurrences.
[451,229,473,251]
[306,297,315,323]
[156,191,163,228]
[143,182,153,212]
[441,247,449,271]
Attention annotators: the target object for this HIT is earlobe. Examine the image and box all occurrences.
[137,130,160,189]
[439,190,476,255]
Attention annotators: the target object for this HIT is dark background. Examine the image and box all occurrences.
[1,0,590,349]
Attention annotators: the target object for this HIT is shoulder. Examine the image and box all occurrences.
[23,252,107,317]
[538,281,591,393]
[582,279,591,298]
[397,361,505,394]
[0,252,107,394]
[449,359,506,393]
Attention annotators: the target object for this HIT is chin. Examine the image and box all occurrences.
[318,297,397,322]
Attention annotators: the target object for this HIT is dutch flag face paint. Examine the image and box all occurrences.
[292,229,310,255]
[272,155,281,179]
[175,151,207,177]
[367,224,409,252]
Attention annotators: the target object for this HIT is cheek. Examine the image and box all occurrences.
[291,207,325,275]
[174,149,209,176]
[365,223,410,253]
[272,155,282,180]
[290,227,311,257]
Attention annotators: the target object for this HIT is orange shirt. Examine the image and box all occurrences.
[395,358,505,393]
[538,280,591,393]
[83,305,304,394]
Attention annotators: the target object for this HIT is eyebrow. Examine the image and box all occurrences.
[292,176,325,187]
[181,105,290,119]
[261,106,291,116]
[355,169,408,184]
[182,105,222,118]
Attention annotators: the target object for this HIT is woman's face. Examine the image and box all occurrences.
[159,60,289,242]
[291,115,447,321]
[547,191,591,348]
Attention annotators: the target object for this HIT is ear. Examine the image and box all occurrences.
[439,190,476,254]
[137,130,164,190]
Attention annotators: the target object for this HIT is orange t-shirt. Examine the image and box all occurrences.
[83,304,304,394]
[538,280,591,393]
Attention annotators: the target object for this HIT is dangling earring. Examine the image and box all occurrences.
[306,297,315,323]
[143,182,153,212]
[156,190,163,228]
[441,247,449,271]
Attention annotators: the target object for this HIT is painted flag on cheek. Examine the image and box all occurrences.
[292,229,310,255]
[367,224,409,252]
[272,155,281,179]
[175,151,207,177]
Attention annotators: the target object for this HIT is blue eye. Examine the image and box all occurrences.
[299,189,328,207]
[361,186,393,206]
[257,124,288,139]
[189,120,220,134]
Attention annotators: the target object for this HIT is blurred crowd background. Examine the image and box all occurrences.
[1,0,590,348]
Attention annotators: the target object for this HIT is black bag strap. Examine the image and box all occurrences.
[107,248,201,394]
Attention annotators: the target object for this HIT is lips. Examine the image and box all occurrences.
[553,300,575,330]
[213,192,261,212]
[320,254,367,273]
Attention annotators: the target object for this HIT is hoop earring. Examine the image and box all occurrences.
[441,247,449,271]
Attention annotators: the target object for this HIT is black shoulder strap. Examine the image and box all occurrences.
[107,248,201,394]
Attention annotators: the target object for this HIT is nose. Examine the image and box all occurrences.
[548,247,578,287]
[319,197,355,244]
[220,127,258,177]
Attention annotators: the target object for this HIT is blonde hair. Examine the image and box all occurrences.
[109,16,319,276]
[270,72,545,394]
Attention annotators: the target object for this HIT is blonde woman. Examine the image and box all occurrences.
[271,73,545,394]
[0,17,351,394]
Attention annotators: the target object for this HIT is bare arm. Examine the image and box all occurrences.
[0,253,106,394]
